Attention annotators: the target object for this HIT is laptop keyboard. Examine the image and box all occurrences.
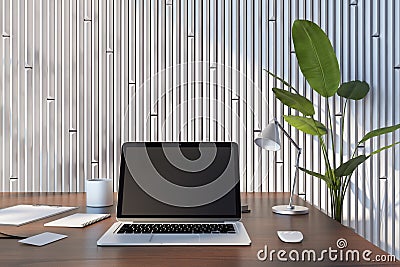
[117,223,236,234]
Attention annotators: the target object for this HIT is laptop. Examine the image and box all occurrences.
[97,142,251,246]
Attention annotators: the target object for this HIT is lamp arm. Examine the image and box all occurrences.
[274,119,302,209]
[288,148,302,208]
[275,120,301,150]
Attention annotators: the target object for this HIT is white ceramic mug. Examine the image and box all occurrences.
[86,178,113,207]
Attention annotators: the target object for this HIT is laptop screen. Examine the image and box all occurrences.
[117,142,241,219]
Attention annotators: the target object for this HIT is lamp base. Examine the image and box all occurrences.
[272,205,309,215]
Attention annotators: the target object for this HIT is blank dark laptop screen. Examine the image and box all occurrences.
[117,142,240,219]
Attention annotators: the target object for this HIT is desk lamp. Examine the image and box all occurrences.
[255,119,309,215]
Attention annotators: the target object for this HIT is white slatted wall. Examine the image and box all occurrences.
[0,0,399,258]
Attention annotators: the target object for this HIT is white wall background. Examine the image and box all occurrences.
[0,0,399,258]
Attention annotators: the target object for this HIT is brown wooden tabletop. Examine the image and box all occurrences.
[0,192,397,266]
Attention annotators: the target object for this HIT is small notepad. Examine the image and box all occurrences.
[44,213,110,228]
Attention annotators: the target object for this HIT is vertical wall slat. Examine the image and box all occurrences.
[54,0,62,191]
[253,0,262,192]
[98,0,107,178]
[32,0,40,191]
[41,0,49,192]
[83,0,92,183]
[165,3,173,141]
[187,5,195,142]
[69,0,77,192]
[1,0,9,192]
[113,0,122,190]
[157,0,166,141]
[260,0,268,192]
[105,0,114,181]
[392,0,399,257]
[127,0,135,141]
[179,0,188,142]
[16,0,25,191]
[201,0,209,142]
[216,0,224,142]
[3,34,11,192]
[9,0,17,191]
[172,1,181,141]
[61,0,71,191]
[150,0,159,134]
[239,0,247,191]
[143,0,150,141]
[91,0,99,178]
[223,0,231,143]
[209,0,218,141]
[47,0,55,191]
[246,0,254,191]
[0,0,4,192]
[194,0,203,142]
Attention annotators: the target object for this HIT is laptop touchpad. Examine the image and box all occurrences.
[150,234,200,243]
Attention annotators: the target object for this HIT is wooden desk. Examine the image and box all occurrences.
[0,193,396,266]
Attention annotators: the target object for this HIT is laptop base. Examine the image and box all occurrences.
[97,222,251,246]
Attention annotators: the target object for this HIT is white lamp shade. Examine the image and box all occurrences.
[254,122,281,151]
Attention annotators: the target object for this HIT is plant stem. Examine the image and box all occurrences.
[318,135,331,174]
[310,116,332,173]
[340,99,348,165]
[341,173,353,202]
[335,191,342,222]
[326,100,336,169]
[329,187,334,217]
[340,125,362,203]
[338,99,355,213]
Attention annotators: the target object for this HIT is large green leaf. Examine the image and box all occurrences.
[359,123,400,143]
[299,167,330,184]
[337,81,370,100]
[334,155,368,177]
[272,88,315,116]
[283,115,327,136]
[292,20,340,97]
[369,141,400,156]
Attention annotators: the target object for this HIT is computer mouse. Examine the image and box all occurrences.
[277,231,303,243]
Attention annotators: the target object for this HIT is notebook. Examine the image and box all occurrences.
[44,213,111,228]
[0,205,78,226]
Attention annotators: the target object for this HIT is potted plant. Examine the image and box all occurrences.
[267,19,400,223]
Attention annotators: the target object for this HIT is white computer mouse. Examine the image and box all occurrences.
[277,231,303,243]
